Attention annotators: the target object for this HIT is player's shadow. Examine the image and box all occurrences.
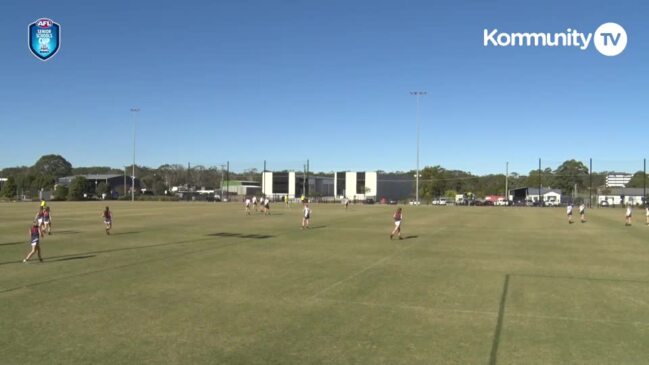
[309,225,327,230]
[111,231,140,236]
[46,254,96,262]
[403,235,418,240]
[0,241,23,247]
[207,232,274,240]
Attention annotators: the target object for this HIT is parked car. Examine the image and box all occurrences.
[545,200,559,207]
[364,198,375,205]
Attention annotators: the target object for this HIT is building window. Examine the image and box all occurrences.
[272,173,288,194]
[357,172,365,194]
[336,172,346,196]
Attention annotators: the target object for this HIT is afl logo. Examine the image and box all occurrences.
[28,18,61,61]
[36,19,53,28]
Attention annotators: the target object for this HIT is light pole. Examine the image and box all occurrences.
[410,91,426,204]
[130,108,140,202]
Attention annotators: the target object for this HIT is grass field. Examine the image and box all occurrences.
[2,201,649,364]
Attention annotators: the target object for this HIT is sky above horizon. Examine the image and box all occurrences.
[1,0,647,175]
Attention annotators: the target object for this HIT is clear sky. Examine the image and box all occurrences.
[1,0,647,175]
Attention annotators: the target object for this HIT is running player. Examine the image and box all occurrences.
[390,207,403,240]
[35,207,45,236]
[344,198,349,210]
[264,197,270,215]
[245,197,251,215]
[566,204,573,224]
[646,206,649,226]
[42,206,52,235]
[625,205,633,226]
[302,203,311,229]
[252,196,258,212]
[102,206,112,234]
[579,203,586,223]
[23,221,43,263]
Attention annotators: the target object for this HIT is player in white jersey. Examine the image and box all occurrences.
[245,197,251,215]
[566,204,573,224]
[302,203,311,229]
[252,196,258,212]
[579,203,586,223]
[645,207,649,226]
[625,205,633,226]
[263,198,270,215]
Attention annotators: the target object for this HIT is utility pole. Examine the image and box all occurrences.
[642,158,647,208]
[538,158,542,206]
[130,108,140,202]
[505,161,509,202]
[410,91,426,204]
[589,158,593,208]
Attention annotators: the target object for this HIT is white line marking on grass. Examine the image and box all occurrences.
[307,228,445,300]
[506,312,649,327]
[315,297,498,318]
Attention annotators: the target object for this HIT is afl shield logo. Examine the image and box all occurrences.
[28,18,61,61]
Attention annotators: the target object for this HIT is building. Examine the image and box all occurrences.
[606,174,632,188]
[510,187,562,204]
[334,172,377,200]
[261,172,333,199]
[57,174,141,196]
[261,171,414,202]
[221,180,261,197]
[598,187,647,206]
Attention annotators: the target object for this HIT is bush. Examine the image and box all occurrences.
[53,185,69,201]
[0,176,17,198]
[68,176,88,201]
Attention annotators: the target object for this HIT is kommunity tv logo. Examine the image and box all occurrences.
[483,22,627,56]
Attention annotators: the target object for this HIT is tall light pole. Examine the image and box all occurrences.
[130,108,140,202]
[505,161,509,203]
[410,91,426,204]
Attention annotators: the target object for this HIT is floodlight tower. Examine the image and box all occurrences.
[130,108,140,202]
[410,91,426,204]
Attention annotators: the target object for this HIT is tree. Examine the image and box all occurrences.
[153,180,167,195]
[68,176,88,201]
[53,185,68,201]
[526,168,554,189]
[553,160,589,194]
[32,155,72,178]
[626,171,648,188]
[0,176,17,198]
[96,182,111,196]
[32,174,56,190]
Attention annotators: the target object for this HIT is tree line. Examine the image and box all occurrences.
[1,156,646,201]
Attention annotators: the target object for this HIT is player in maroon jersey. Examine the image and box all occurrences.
[390,207,403,240]
[23,221,43,263]
[102,206,112,235]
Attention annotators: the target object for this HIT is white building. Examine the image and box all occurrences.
[510,187,562,204]
[334,172,377,200]
[598,187,646,206]
[261,172,334,199]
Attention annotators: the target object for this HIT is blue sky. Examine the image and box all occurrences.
[1,0,647,175]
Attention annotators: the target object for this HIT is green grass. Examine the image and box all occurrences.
[2,201,649,364]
